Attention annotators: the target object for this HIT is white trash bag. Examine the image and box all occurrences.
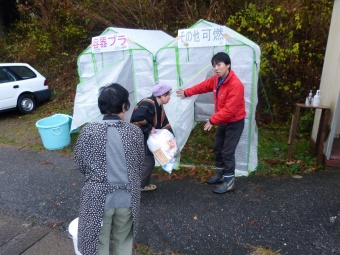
[147,129,180,174]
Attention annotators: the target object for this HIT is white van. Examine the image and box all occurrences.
[0,63,51,114]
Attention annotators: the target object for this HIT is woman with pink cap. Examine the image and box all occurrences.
[130,81,173,191]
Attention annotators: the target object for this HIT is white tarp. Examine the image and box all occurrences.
[157,20,260,175]
[71,19,261,176]
[73,27,174,123]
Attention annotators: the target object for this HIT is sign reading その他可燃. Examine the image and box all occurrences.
[178,26,227,48]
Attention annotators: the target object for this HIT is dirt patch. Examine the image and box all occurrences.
[0,111,43,149]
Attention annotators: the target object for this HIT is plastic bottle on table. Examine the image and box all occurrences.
[312,90,321,107]
[305,90,313,106]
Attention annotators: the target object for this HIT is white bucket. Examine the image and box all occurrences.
[68,217,82,255]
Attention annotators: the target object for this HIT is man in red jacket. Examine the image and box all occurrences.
[176,52,245,194]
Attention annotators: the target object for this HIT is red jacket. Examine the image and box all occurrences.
[184,70,246,125]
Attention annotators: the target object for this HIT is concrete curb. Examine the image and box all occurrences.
[0,214,74,255]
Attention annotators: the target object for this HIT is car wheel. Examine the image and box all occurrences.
[17,94,36,114]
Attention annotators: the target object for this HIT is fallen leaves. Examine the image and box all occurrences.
[40,160,53,165]
[291,175,303,179]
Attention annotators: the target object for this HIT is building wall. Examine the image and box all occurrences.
[312,0,340,148]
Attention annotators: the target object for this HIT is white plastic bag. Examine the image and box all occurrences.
[147,129,180,173]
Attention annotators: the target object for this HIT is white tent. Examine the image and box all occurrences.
[71,19,261,176]
[156,19,260,175]
[72,26,174,124]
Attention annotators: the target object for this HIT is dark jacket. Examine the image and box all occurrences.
[130,95,173,156]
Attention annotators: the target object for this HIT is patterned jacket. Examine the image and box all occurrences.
[74,121,144,255]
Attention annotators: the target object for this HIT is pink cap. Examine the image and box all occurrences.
[152,82,172,96]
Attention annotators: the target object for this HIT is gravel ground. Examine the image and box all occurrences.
[0,145,339,255]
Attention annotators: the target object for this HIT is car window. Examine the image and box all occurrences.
[7,66,37,80]
[0,68,16,83]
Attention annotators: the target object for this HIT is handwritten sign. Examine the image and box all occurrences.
[178,27,227,48]
[91,34,129,53]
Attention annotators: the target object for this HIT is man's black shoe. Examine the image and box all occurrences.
[206,168,223,184]
[212,177,235,194]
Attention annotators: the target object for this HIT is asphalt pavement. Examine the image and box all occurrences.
[0,145,339,255]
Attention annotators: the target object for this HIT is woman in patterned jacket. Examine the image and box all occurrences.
[74,83,145,255]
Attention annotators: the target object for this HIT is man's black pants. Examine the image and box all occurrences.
[213,118,245,176]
